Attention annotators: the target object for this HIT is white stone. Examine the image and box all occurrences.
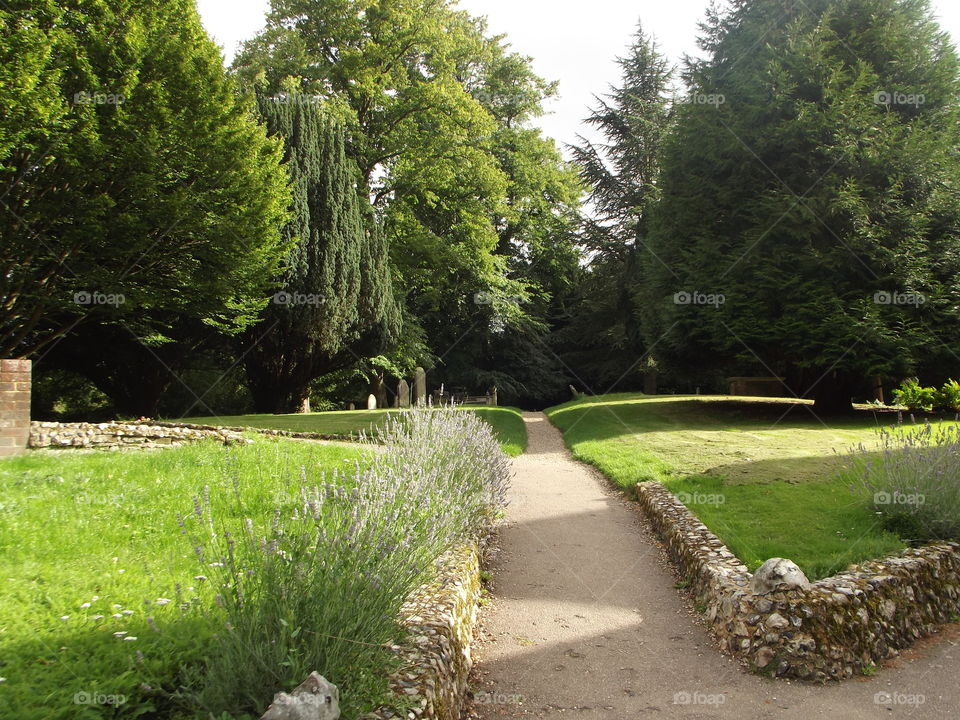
[260,672,339,720]
[750,558,811,595]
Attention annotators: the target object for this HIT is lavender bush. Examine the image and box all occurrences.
[849,422,960,542]
[183,406,510,717]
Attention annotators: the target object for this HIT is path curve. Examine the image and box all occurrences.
[468,412,958,718]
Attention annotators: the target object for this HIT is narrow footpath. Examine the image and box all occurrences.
[468,413,958,719]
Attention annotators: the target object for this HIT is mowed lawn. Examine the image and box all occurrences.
[184,406,528,456]
[546,393,953,580]
[0,439,371,719]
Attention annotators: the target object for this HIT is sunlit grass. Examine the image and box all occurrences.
[545,394,953,579]
[0,439,369,719]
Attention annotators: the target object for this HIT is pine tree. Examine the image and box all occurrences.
[244,93,400,413]
[564,23,673,390]
[646,0,960,412]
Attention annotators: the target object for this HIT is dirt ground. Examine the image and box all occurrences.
[465,413,959,719]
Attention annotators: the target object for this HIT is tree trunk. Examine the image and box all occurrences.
[246,363,313,414]
[812,370,856,414]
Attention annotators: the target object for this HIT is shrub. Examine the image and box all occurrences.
[935,379,960,413]
[891,378,936,412]
[182,406,510,717]
[849,422,960,542]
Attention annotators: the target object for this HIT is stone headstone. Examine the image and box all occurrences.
[367,394,377,411]
[750,557,810,595]
[260,672,340,720]
[490,387,498,407]
[398,379,410,408]
[372,377,387,411]
[643,368,658,395]
[569,384,580,400]
[347,403,355,411]
[413,367,426,406]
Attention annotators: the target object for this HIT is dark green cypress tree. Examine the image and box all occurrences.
[245,93,400,413]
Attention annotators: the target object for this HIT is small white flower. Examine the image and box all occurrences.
[92,615,104,620]
[59,616,69,621]
[122,610,134,615]
[113,631,128,638]
[123,636,137,642]
[112,613,123,619]
[209,562,224,567]
[117,569,125,574]
[112,604,122,609]
[91,595,99,601]
[193,575,207,581]
[80,603,91,609]
[0,677,5,683]
[154,598,171,606]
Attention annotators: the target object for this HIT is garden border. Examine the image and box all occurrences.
[636,480,960,681]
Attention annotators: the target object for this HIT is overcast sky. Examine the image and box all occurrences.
[197,0,960,154]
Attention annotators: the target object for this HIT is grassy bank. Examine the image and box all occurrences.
[0,439,371,719]
[544,394,947,579]
[184,405,528,456]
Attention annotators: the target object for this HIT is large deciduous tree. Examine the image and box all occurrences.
[243,93,400,413]
[645,0,960,412]
[233,1,584,403]
[0,0,291,415]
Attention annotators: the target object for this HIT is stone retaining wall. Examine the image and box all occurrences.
[363,542,484,720]
[636,481,960,681]
[29,421,249,449]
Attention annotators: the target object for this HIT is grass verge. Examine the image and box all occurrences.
[544,393,943,580]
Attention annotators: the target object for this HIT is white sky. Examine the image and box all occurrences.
[197,0,960,154]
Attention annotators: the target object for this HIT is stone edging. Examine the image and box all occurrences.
[636,480,960,681]
[362,541,484,719]
[29,421,249,449]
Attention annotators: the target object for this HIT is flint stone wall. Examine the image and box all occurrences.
[30,421,249,449]
[363,542,483,720]
[636,480,960,681]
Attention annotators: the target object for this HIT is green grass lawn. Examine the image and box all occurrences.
[545,393,951,580]
[183,406,528,456]
[0,438,371,719]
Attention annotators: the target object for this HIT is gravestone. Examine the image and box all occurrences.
[490,387,498,407]
[413,367,426,406]
[372,376,387,410]
[347,403,355,411]
[398,379,410,408]
[367,394,377,410]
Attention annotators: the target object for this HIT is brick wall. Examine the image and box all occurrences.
[0,359,31,457]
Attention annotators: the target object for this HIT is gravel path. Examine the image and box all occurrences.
[468,412,958,719]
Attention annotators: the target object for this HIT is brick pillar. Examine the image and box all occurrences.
[0,359,31,456]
